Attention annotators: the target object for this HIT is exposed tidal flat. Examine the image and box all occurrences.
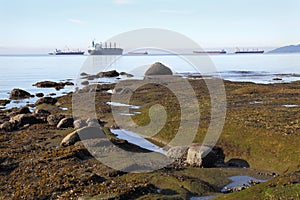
[0,65,299,199]
[0,55,300,199]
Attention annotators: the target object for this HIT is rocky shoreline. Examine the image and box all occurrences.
[0,63,299,199]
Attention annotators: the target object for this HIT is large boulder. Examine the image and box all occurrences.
[9,88,31,99]
[35,97,57,105]
[60,130,80,147]
[186,144,225,167]
[60,126,106,147]
[166,146,188,159]
[47,114,65,126]
[145,62,173,76]
[57,117,74,128]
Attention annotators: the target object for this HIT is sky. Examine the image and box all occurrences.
[0,0,300,54]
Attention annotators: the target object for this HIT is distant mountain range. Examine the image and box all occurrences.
[268,44,300,53]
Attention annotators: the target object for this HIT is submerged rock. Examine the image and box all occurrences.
[35,93,44,97]
[81,80,89,86]
[98,70,120,77]
[0,99,10,106]
[33,81,74,90]
[145,62,173,76]
[9,88,31,99]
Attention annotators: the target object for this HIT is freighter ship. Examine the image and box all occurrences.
[234,48,264,54]
[49,49,84,55]
[193,49,227,54]
[88,41,123,55]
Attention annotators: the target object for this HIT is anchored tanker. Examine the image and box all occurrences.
[88,41,123,55]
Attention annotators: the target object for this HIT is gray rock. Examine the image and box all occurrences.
[60,130,80,147]
[60,126,106,147]
[0,121,15,132]
[9,88,31,100]
[145,62,173,76]
[86,118,100,127]
[47,114,65,126]
[186,144,225,167]
[73,119,88,129]
[166,146,188,159]
[35,97,57,105]
[57,117,74,128]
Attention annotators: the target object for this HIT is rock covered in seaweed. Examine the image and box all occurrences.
[9,88,32,99]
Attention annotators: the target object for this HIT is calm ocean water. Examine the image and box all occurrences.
[0,53,299,108]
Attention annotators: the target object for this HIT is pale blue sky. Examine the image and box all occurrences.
[0,0,299,53]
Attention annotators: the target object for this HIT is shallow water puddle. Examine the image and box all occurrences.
[107,101,141,109]
[221,175,267,193]
[110,129,166,154]
[282,104,299,108]
[190,195,216,200]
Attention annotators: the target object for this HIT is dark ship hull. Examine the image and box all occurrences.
[88,48,123,55]
[49,52,85,55]
[193,50,227,54]
[235,50,264,54]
